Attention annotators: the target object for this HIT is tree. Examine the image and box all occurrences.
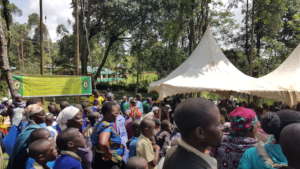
[0,1,17,98]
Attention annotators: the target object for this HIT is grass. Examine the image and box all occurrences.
[124,72,158,84]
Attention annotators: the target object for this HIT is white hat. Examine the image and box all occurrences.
[56,106,80,131]
[152,106,159,112]
[1,97,8,103]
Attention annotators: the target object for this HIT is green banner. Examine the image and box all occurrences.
[13,75,92,97]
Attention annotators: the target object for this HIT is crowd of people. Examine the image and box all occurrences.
[0,91,299,169]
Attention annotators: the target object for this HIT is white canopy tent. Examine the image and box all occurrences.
[149,29,272,100]
[252,44,300,106]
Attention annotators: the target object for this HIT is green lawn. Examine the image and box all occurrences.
[124,72,158,84]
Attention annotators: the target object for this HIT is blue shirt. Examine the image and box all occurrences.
[26,158,55,169]
[128,137,139,158]
[54,154,83,169]
[238,144,287,169]
[8,123,46,169]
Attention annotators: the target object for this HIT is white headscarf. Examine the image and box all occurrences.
[152,106,159,112]
[56,106,80,131]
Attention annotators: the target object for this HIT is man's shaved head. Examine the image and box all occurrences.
[126,157,148,169]
[28,139,52,158]
[174,98,218,137]
[56,128,85,151]
[140,119,155,130]
[174,98,222,148]
[140,119,155,138]
[280,123,300,169]
[28,128,51,144]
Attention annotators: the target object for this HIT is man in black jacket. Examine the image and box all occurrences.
[163,98,223,169]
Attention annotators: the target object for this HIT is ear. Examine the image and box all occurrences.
[195,126,205,141]
[67,141,75,148]
[37,154,46,162]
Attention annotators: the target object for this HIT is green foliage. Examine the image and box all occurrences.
[2,0,300,94]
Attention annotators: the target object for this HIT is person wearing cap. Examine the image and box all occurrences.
[8,104,46,169]
[215,107,258,169]
[143,107,160,121]
[13,94,26,108]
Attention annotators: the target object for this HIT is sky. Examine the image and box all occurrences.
[11,0,74,41]
[11,0,242,42]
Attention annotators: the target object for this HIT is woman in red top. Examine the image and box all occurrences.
[129,100,142,121]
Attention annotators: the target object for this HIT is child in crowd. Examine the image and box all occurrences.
[26,128,55,169]
[28,128,51,143]
[156,120,171,157]
[54,128,86,169]
[127,121,140,158]
[136,119,160,169]
[125,157,149,169]
[27,139,58,169]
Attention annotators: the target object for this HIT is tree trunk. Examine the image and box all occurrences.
[21,39,24,71]
[17,42,21,70]
[74,0,80,75]
[0,20,16,99]
[249,0,255,76]
[187,1,196,55]
[245,0,251,75]
[79,0,90,75]
[203,1,209,34]
[39,0,44,75]
[94,36,116,81]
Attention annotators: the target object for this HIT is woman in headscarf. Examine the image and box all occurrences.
[56,106,94,169]
[215,107,259,169]
[56,106,83,133]
[91,101,125,169]
[238,110,300,169]
[8,104,46,169]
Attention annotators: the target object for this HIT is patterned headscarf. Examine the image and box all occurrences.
[229,107,258,136]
